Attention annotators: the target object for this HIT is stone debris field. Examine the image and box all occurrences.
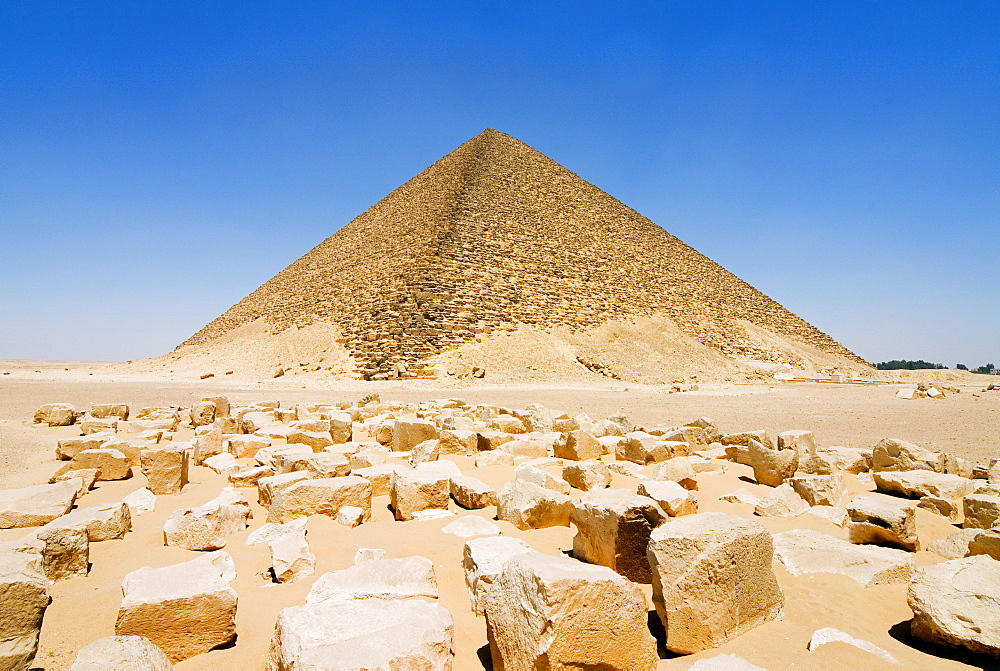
[3,394,999,670]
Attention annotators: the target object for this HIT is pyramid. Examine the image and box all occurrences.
[178,129,866,379]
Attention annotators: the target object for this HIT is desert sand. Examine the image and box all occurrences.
[1,360,998,669]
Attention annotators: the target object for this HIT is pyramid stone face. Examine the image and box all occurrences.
[181,129,863,378]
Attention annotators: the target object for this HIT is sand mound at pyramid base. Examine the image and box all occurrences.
[427,315,871,385]
[122,319,356,379]
[130,313,871,384]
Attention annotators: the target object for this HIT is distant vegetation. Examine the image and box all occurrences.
[955,363,996,374]
[875,360,946,370]
[874,360,997,374]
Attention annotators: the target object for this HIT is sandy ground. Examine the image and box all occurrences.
[1,362,998,670]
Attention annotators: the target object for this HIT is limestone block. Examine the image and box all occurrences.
[51,469,98,497]
[485,551,657,670]
[390,469,449,521]
[190,400,217,427]
[989,458,1000,485]
[816,446,871,474]
[487,414,527,434]
[685,416,723,443]
[65,448,131,481]
[246,518,307,545]
[807,627,898,665]
[788,474,846,507]
[658,426,710,452]
[392,418,439,451]
[438,429,477,455]
[639,479,698,517]
[462,536,534,614]
[79,416,117,435]
[89,403,130,420]
[327,414,352,444]
[123,488,156,516]
[307,556,438,603]
[874,470,975,503]
[228,465,275,487]
[71,636,173,669]
[807,505,849,526]
[928,528,980,559]
[116,551,237,662]
[0,481,78,528]
[496,479,573,530]
[56,433,114,460]
[257,444,313,469]
[286,429,334,451]
[268,476,372,524]
[908,555,1000,657]
[848,494,919,551]
[28,524,87,582]
[773,528,914,586]
[720,488,760,506]
[34,403,76,426]
[597,435,625,456]
[616,432,683,464]
[257,471,311,507]
[652,456,699,490]
[46,502,132,541]
[969,530,1000,560]
[797,452,835,475]
[518,403,554,432]
[291,419,331,433]
[722,430,773,450]
[562,460,612,491]
[514,463,570,494]
[607,461,646,478]
[269,530,315,583]
[552,430,602,461]
[335,505,365,527]
[748,439,798,487]
[872,438,938,472]
[227,435,270,459]
[408,439,440,466]
[777,429,816,457]
[351,548,386,565]
[164,488,249,551]
[450,475,495,509]
[139,446,189,495]
[284,452,351,479]
[648,513,784,653]
[475,450,514,467]
[499,436,553,458]
[476,430,515,452]
[754,483,809,517]
[349,448,386,470]
[267,599,454,669]
[571,488,664,583]
[192,425,224,464]
[416,458,462,478]
[963,494,1000,529]
[0,546,50,669]
[203,453,239,476]
[442,515,500,539]
[352,464,401,497]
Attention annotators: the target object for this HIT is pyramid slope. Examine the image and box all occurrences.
[180,129,866,378]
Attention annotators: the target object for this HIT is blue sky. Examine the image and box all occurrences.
[1,2,997,367]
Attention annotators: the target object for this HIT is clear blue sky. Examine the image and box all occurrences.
[1,2,997,367]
